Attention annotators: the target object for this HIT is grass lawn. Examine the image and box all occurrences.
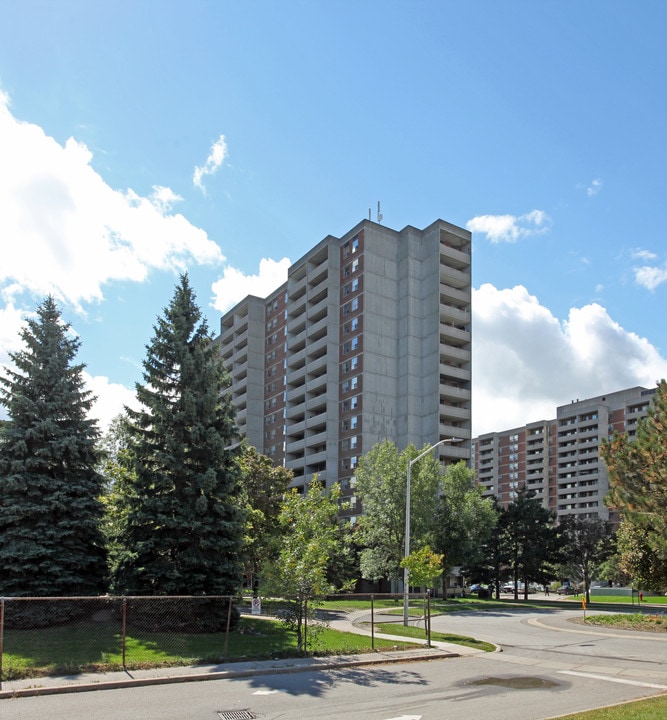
[580,612,667,632]
[553,694,667,719]
[582,595,667,605]
[1,616,417,681]
[372,621,496,652]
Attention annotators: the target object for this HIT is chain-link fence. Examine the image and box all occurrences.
[0,595,236,687]
[0,593,431,687]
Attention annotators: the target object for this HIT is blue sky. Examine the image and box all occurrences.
[1,1,667,436]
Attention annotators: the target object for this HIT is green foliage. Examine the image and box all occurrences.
[500,487,558,598]
[97,413,137,589]
[400,545,443,587]
[236,443,292,592]
[0,297,107,595]
[263,478,344,652]
[355,440,441,584]
[558,515,614,602]
[613,518,667,592]
[110,275,243,600]
[432,461,497,575]
[602,380,667,589]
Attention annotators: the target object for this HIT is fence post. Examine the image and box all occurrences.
[370,594,375,651]
[121,598,127,670]
[0,597,4,691]
[426,590,431,648]
[223,596,233,661]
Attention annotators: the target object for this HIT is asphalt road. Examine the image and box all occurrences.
[2,606,666,720]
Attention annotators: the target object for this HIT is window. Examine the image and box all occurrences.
[351,297,359,311]
[350,436,358,449]
[350,395,358,409]
[351,237,359,253]
[351,317,359,331]
[350,356,358,370]
[352,258,359,273]
[350,416,358,429]
[351,376,358,390]
[351,278,359,292]
[351,337,359,350]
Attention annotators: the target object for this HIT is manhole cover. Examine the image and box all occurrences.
[218,711,257,720]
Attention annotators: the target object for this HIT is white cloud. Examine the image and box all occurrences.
[587,178,602,196]
[472,284,667,435]
[150,185,182,213]
[0,91,224,310]
[632,249,658,262]
[193,135,228,192]
[0,302,30,366]
[211,257,291,312]
[634,264,667,291]
[84,371,140,432]
[466,210,551,244]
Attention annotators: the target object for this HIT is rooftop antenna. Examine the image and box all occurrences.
[368,208,372,220]
[377,201,383,224]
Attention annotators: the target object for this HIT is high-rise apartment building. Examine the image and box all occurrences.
[472,386,656,522]
[217,218,472,521]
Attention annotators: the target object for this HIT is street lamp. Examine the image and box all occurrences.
[403,437,461,626]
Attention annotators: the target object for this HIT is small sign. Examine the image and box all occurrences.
[251,596,261,615]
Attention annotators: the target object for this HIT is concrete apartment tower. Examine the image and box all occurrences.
[472,386,656,522]
[217,218,471,522]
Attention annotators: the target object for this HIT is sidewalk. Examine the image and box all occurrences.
[1,614,485,699]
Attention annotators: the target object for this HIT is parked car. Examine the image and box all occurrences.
[556,584,575,595]
[469,583,483,593]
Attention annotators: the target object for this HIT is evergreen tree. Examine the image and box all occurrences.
[502,486,558,599]
[602,379,667,579]
[0,297,106,596]
[112,275,243,596]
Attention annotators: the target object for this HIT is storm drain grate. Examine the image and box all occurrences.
[217,711,257,720]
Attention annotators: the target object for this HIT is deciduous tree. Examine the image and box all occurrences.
[264,478,344,652]
[355,440,441,588]
[558,514,613,603]
[432,461,497,580]
[237,443,292,593]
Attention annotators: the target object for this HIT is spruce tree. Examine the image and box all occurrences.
[113,275,243,596]
[0,297,107,596]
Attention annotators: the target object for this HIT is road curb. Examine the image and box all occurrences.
[0,649,458,699]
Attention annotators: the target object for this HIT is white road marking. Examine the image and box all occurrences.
[559,670,667,689]
[252,688,287,695]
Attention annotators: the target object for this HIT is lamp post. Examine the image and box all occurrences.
[403,437,461,626]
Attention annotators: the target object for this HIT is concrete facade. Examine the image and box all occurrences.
[217,218,472,522]
[472,386,656,522]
